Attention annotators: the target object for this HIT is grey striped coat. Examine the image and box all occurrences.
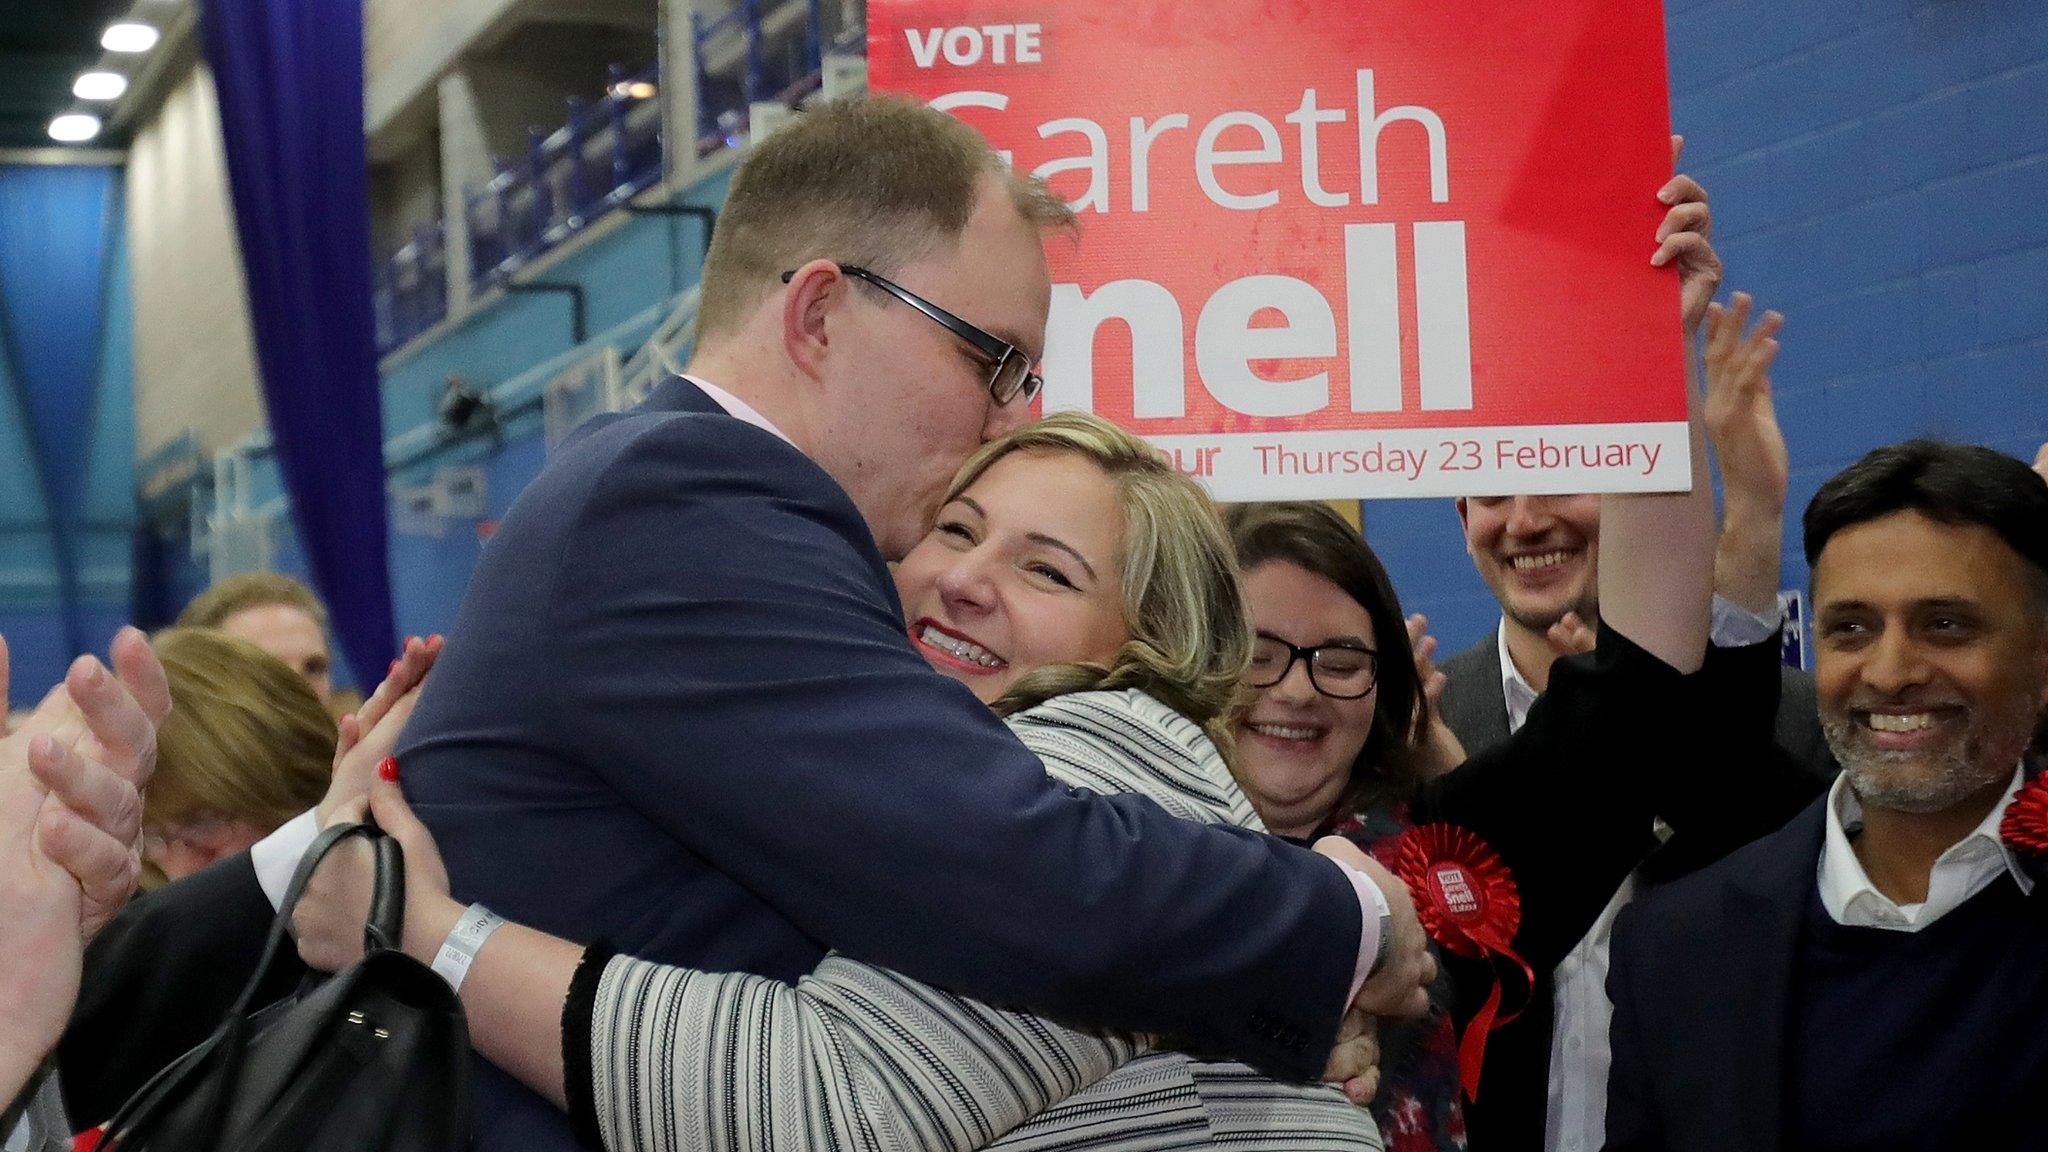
[587,688,1382,1152]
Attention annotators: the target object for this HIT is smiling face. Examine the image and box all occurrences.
[1458,493,1604,633]
[894,448,1130,704]
[1813,510,2048,815]
[1231,559,1379,837]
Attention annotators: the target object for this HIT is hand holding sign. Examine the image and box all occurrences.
[875,0,1697,499]
[1655,136,1722,339]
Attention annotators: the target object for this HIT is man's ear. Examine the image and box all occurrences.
[781,260,848,383]
[1454,497,1474,556]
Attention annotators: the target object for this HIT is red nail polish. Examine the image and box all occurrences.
[378,757,399,783]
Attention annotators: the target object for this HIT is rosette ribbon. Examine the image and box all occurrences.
[2000,770,2048,893]
[1390,823,1534,1102]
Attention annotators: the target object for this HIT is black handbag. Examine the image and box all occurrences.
[94,821,470,1151]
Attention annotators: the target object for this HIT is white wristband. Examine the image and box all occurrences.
[431,903,505,992]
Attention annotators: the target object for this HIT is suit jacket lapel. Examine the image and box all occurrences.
[1721,800,1827,1152]
[1440,633,1513,754]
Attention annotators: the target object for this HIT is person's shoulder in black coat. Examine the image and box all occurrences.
[58,851,301,1126]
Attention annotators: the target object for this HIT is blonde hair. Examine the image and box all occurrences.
[694,95,1076,346]
[178,571,329,633]
[147,628,335,869]
[951,413,1252,753]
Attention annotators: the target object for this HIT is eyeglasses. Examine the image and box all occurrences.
[1246,633,1379,699]
[781,264,1043,406]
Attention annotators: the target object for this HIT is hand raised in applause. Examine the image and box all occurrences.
[1405,614,1466,776]
[0,629,169,1092]
[318,633,442,826]
[1702,292,1788,512]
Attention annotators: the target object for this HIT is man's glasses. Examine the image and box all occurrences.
[1245,634,1379,699]
[781,265,1043,406]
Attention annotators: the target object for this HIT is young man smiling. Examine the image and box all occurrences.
[1605,441,2048,1152]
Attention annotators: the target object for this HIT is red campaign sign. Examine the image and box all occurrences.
[869,0,1691,499]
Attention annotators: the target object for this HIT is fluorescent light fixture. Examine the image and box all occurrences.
[101,22,160,53]
[74,71,128,101]
[49,113,103,143]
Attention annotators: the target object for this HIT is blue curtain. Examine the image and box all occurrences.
[0,164,119,658]
[200,0,396,682]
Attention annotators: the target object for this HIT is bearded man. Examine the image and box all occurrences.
[1604,439,2048,1152]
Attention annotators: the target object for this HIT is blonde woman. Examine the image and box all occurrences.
[142,628,334,886]
[301,412,1391,1151]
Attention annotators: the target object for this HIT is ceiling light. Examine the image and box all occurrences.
[49,114,103,143]
[73,71,128,101]
[101,22,160,53]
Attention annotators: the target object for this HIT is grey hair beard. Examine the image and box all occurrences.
[1821,713,2024,816]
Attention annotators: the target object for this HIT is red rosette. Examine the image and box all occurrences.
[2001,772,2048,892]
[1390,823,1536,1103]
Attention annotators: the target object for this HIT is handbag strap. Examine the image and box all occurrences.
[227,820,406,1020]
[97,820,409,1151]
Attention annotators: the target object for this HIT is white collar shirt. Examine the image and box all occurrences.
[1496,617,1541,733]
[1817,764,2034,931]
[684,374,796,448]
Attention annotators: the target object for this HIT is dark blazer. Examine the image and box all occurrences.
[1602,800,1829,1152]
[1424,629,1831,1149]
[1605,797,2048,1152]
[1439,627,1837,787]
[70,378,1370,1151]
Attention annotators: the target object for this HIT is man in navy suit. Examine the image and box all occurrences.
[395,94,1437,1151]
[62,97,1429,1145]
[1604,442,2048,1152]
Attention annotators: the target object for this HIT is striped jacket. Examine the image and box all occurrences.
[585,688,1382,1152]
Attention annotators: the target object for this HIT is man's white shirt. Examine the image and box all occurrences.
[1818,764,2033,930]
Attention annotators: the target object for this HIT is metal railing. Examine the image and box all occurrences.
[373,220,449,355]
[463,62,667,293]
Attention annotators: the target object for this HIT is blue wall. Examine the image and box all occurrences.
[1368,0,2048,655]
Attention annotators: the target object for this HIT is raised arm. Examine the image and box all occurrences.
[1599,142,1722,674]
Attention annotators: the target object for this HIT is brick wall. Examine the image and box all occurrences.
[1366,0,2048,656]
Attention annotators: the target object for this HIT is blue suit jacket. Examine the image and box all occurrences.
[398,377,1364,1151]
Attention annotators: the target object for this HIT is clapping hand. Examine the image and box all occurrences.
[1406,614,1467,776]
[1702,292,1788,511]
[1545,611,1596,657]
[0,628,169,1093]
[319,634,442,826]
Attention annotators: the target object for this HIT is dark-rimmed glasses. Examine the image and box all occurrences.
[1246,633,1379,699]
[781,264,1043,405]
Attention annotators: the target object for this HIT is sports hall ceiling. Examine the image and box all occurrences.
[0,0,140,150]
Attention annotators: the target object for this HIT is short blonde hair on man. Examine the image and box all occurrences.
[178,571,329,633]
[694,95,1076,346]
[146,628,335,879]
[944,412,1252,753]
